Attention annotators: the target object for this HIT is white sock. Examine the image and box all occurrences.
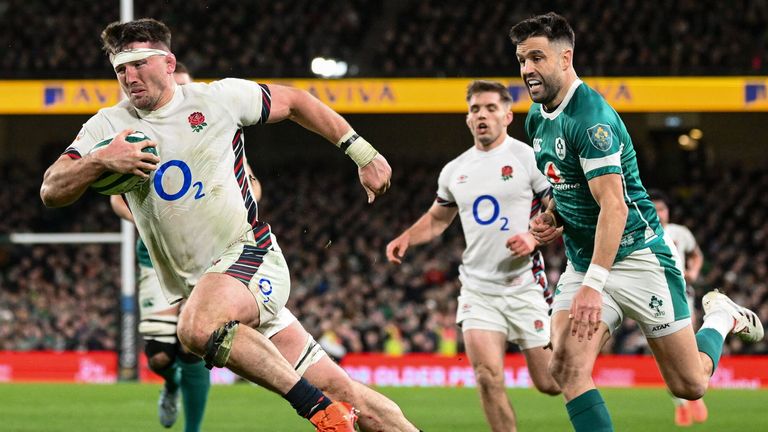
[670,395,687,406]
[700,309,733,339]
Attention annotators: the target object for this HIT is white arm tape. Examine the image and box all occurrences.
[583,264,609,293]
[336,130,378,167]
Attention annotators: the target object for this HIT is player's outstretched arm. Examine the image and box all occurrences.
[386,202,457,264]
[41,129,159,208]
[266,84,390,202]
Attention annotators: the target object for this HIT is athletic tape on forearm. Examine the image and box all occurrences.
[337,130,378,167]
[583,264,609,292]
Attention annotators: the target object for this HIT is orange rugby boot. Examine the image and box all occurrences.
[309,401,358,432]
[689,398,708,423]
[674,401,693,427]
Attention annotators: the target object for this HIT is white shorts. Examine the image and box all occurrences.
[206,238,291,332]
[552,234,690,338]
[456,271,551,350]
[257,307,326,376]
[137,265,178,344]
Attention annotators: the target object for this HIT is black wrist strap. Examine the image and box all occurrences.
[339,133,360,152]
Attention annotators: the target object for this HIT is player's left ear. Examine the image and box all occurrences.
[165,53,177,74]
[503,108,513,126]
[560,47,573,71]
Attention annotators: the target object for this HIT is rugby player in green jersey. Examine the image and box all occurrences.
[509,12,763,432]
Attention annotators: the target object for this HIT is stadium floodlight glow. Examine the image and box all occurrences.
[311,57,348,78]
[689,128,703,140]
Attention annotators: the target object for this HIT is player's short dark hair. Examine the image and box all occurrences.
[466,80,513,105]
[647,188,670,205]
[101,18,172,55]
[509,12,575,48]
[175,61,190,75]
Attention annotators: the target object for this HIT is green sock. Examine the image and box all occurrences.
[179,358,211,432]
[566,389,613,432]
[695,328,724,373]
[154,361,181,393]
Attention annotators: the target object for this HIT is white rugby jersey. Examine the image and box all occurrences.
[64,79,269,303]
[665,223,698,274]
[437,136,550,295]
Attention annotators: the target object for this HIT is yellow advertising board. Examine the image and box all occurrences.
[1,77,768,114]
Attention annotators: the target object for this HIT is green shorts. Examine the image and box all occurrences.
[553,234,690,338]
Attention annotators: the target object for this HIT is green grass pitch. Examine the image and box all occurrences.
[0,383,766,431]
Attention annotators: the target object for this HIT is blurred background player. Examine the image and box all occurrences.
[512,12,763,432]
[109,63,222,431]
[649,189,707,426]
[386,80,560,432]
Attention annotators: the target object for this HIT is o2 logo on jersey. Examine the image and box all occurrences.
[472,195,510,231]
[153,160,206,201]
[544,161,564,184]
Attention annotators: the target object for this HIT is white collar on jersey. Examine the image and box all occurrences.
[540,78,583,120]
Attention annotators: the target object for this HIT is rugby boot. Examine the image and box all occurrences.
[702,289,764,343]
[309,401,358,432]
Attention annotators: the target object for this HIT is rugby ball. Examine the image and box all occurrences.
[88,131,157,195]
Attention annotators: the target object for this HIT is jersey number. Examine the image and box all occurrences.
[472,195,509,231]
[153,160,206,201]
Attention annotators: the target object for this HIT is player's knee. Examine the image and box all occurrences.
[473,363,505,393]
[669,378,707,400]
[548,352,581,388]
[176,315,213,355]
[532,376,561,396]
[144,340,177,372]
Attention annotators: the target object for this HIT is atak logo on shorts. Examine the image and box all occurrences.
[501,165,514,181]
[649,295,665,317]
[188,111,208,133]
[534,319,544,333]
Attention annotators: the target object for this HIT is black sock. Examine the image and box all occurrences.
[284,377,332,419]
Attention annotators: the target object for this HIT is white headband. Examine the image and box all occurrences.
[110,48,168,68]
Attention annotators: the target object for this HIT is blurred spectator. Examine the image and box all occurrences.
[1,0,767,78]
[1,157,765,355]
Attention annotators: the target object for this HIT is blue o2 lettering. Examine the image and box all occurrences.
[153,160,205,201]
[472,195,509,231]
[259,278,273,303]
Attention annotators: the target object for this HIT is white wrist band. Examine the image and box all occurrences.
[337,130,378,167]
[583,264,609,293]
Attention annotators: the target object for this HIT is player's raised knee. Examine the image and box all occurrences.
[473,363,505,392]
[669,379,707,401]
[532,378,561,396]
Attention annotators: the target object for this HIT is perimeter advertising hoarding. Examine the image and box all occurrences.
[1,352,765,388]
[1,78,767,114]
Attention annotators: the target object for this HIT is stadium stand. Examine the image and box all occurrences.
[1,156,766,356]
[1,0,766,78]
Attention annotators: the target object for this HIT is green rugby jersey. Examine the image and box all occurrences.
[137,238,153,268]
[525,79,662,272]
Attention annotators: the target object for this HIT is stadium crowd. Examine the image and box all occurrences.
[1,0,767,78]
[1,155,766,356]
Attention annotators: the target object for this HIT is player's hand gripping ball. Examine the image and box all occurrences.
[88,131,157,195]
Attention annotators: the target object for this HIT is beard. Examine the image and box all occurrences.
[528,75,562,108]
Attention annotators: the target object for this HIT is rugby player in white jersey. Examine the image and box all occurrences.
[650,189,708,426]
[40,18,420,432]
[387,80,560,432]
